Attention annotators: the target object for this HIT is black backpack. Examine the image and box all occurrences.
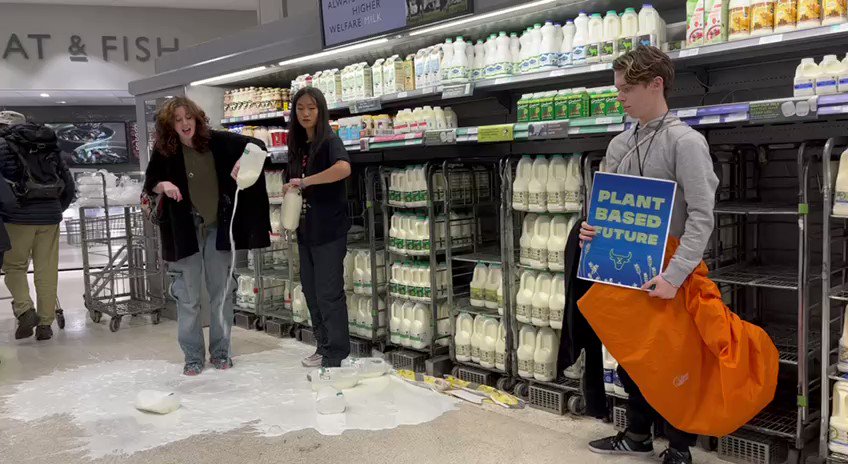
[3,132,65,200]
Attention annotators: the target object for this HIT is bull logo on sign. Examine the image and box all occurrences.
[609,249,632,270]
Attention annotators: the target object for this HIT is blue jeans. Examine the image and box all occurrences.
[168,222,234,366]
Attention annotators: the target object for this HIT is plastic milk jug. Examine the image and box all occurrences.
[451,36,469,83]
[518,325,538,379]
[539,21,559,69]
[411,303,431,350]
[573,11,590,64]
[512,156,532,211]
[472,40,486,81]
[528,156,549,213]
[444,107,458,128]
[510,32,521,74]
[357,297,371,337]
[471,315,486,363]
[560,20,575,67]
[497,281,504,316]
[520,213,538,265]
[530,215,552,268]
[830,382,848,454]
[390,301,404,344]
[549,274,566,330]
[440,38,454,83]
[834,149,848,217]
[604,11,622,41]
[794,58,820,97]
[602,345,617,392]
[531,271,553,327]
[639,3,661,35]
[495,321,507,371]
[427,45,442,86]
[622,8,640,36]
[343,251,354,291]
[588,13,604,43]
[547,215,569,271]
[470,262,489,307]
[484,264,503,310]
[564,156,583,211]
[840,297,848,372]
[480,318,498,369]
[483,34,497,77]
[353,251,367,294]
[534,327,558,381]
[493,31,513,77]
[281,188,303,231]
[546,155,567,212]
[400,301,415,347]
[455,313,474,361]
[817,55,843,95]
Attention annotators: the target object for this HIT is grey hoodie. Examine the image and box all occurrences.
[603,114,718,288]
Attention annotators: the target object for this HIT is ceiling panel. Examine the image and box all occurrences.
[0,89,134,106]
[0,0,257,10]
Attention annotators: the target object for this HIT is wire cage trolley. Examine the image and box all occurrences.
[80,172,166,332]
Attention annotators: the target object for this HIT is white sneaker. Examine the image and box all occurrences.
[564,349,585,380]
[302,352,323,368]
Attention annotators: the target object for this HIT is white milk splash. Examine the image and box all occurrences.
[2,340,457,458]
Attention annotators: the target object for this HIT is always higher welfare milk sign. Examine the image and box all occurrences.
[578,172,676,290]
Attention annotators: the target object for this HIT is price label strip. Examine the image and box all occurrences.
[349,98,382,114]
[527,121,570,140]
[477,124,515,143]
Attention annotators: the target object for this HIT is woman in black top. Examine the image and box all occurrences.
[285,87,352,368]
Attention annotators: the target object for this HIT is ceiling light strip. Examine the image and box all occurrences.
[409,0,557,36]
[278,38,390,67]
[190,66,268,86]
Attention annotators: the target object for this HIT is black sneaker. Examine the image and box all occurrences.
[660,448,692,464]
[15,309,38,340]
[588,431,654,456]
[35,325,53,341]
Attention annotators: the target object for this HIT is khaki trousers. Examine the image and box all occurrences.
[3,223,60,325]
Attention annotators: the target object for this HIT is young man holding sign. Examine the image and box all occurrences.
[581,46,719,464]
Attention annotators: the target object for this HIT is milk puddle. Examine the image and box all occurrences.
[2,340,458,458]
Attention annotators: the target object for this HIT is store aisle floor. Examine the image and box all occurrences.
[0,271,726,464]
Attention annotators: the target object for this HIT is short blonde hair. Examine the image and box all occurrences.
[613,46,675,99]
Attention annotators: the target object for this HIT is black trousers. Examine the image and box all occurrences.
[617,365,697,452]
[299,235,350,365]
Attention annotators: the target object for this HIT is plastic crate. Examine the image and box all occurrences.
[529,383,567,415]
[300,327,317,346]
[457,365,495,386]
[234,312,257,330]
[388,350,427,372]
[264,319,292,338]
[718,431,784,464]
[350,338,372,357]
[613,405,628,431]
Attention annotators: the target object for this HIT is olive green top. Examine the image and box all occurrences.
[182,145,219,228]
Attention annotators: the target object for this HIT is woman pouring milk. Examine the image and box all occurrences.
[284,87,352,368]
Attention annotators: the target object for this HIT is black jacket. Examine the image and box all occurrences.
[0,124,76,225]
[143,130,271,262]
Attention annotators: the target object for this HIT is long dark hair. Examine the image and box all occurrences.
[153,97,211,156]
[287,87,331,178]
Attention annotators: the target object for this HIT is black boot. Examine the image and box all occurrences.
[35,325,53,341]
[15,309,38,340]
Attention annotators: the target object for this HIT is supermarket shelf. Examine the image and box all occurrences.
[708,263,807,290]
[451,248,503,265]
[530,376,582,393]
[741,405,798,439]
[221,111,289,125]
[714,202,801,216]
[388,294,448,304]
[828,364,848,382]
[388,245,473,258]
[830,283,848,302]
[453,298,503,318]
[454,359,507,375]
[765,327,820,365]
[516,262,565,273]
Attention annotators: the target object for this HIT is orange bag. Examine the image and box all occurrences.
[578,237,779,437]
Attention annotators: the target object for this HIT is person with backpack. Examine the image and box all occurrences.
[0,111,76,341]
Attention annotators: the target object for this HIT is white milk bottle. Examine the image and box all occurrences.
[604,10,622,42]
[517,325,538,379]
[602,345,617,392]
[549,274,566,330]
[470,262,489,307]
[539,20,560,70]
[518,28,531,74]
[621,8,640,37]
[444,107,458,128]
[483,34,498,77]
[428,45,443,86]
[343,251,354,291]
[512,156,532,211]
[840,54,848,93]
[394,214,407,254]
[497,279,504,316]
[411,303,431,350]
[531,271,553,327]
[529,215,552,268]
[510,32,521,75]
[564,156,583,211]
[794,58,820,97]
[830,382,848,454]
[401,301,416,347]
[390,300,403,344]
[834,149,848,217]
[434,106,447,130]
[495,321,507,371]
[441,38,454,83]
[452,36,470,83]
[519,213,538,265]
[471,315,485,363]
[281,188,303,231]
[390,261,402,296]
[560,20,575,67]
[516,270,537,323]
[480,318,498,369]
[455,313,474,361]
[528,156,549,213]
[357,297,371,337]
[494,31,513,76]
[353,250,367,294]
[373,59,386,97]
[573,11,590,64]
[414,49,428,88]
[465,37,475,72]
[472,40,486,81]
[534,327,558,381]
[588,13,604,62]
[484,264,503,310]
[817,55,843,95]
[639,4,661,36]
[547,215,569,271]
[420,106,436,133]
[546,155,567,212]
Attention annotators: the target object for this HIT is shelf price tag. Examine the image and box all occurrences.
[349,98,382,114]
[679,47,700,58]
[759,34,783,45]
[749,101,784,121]
[424,129,457,146]
[442,83,474,100]
[477,124,515,143]
[724,112,749,123]
[527,121,570,140]
[677,108,698,118]
[359,138,371,152]
[395,91,408,99]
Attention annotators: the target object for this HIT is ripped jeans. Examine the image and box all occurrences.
[168,219,234,366]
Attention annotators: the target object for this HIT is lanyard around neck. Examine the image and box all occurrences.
[634,111,669,177]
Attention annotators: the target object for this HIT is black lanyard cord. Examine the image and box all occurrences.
[634,111,670,177]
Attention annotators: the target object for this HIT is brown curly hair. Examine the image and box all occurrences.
[153,97,211,156]
[613,46,675,99]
